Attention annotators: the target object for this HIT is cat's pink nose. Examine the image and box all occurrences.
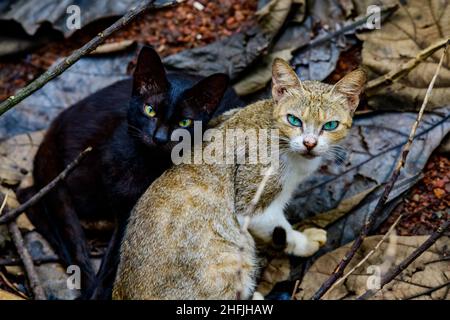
[303,137,317,150]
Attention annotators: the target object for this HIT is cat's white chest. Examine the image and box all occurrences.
[242,155,322,242]
[277,155,321,208]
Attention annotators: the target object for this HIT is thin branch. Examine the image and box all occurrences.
[291,280,300,300]
[311,42,448,300]
[366,38,450,95]
[403,280,450,300]
[357,219,450,300]
[236,165,274,300]
[0,147,92,225]
[322,214,402,298]
[8,220,47,300]
[293,5,398,58]
[1,194,46,299]
[0,0,181,117]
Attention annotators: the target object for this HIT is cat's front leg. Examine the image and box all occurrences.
[239,204,326,257]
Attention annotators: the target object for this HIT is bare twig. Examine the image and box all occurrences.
[357,219,450,300]
[366,38,450,94]
[291,280,300,300]
[0,255,59,267]
[323,214,402,298]
[0,0,183,116]
[8,220,47,300]
[0,147,92,225]
[403,280,450,300]
[0,270,29,299]
[236,165,274,300]
[312,42,448,300]
[1,194,46,299]
[293,5,398,57]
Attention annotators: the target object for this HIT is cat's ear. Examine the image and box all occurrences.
[332,68,367,113]
[272,58,303,103]
[132,46,169,96]
[186,73,229,115]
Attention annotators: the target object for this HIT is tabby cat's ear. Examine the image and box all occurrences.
[132,46,169,96]
[185,73,229,115]
[332,68,367,114]
[271,58,303,103]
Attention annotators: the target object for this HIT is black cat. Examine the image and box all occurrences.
[18,46,242,299]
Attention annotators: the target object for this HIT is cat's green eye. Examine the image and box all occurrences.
[179,119,192,128]
[287,114,302,127]
[144,104,156,117]
[323,121,339,131]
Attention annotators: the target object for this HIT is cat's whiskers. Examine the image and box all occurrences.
[324,145,347,165]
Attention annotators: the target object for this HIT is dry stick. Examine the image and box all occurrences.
[8,219,47,300]
[358,219,450,300]
[404,280,450,300]
[236,165,274,300]
[0,0,177,117]
[322,214,403,298]
[312,42,449,300]
[366,38,450,95]
[291,280,300,300]
[1,194,46,299]
[293,5,397,59]
[0,147,93,225]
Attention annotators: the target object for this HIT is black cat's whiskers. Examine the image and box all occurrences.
[127,124,146,139]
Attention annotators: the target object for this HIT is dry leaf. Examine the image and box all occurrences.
[0,288,25,300]
[233,49,293,95]
[354,0,450,110]
[0,130,44,187]
[296,235,450,300]
[256,0,293,35]
[294,186,376,230]
[256,257,291,296]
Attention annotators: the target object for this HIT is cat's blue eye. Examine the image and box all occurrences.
[143,104,156,117]
[323,121,339,131]
[287,114,302,127]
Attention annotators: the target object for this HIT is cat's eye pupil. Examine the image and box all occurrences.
[323,121,339,131]
[287,114,302,127]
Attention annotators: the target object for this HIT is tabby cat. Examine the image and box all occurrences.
[113,58,366,299]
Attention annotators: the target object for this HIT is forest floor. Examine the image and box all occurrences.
[0,0,448,237]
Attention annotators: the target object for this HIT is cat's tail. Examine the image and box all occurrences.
[16,186,72,265]
[16,186,97,298]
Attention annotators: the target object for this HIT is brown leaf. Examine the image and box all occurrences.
[0,131,44,187]
[294,186,376,230]
[0,288,25,300]
[296,235,450,300]
[354,0,450,110]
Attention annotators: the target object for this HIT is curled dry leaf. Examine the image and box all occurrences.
[295,235,450,300]
[354,0,450,110]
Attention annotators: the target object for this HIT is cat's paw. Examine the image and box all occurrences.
[284,228,327,257]
[303,228,327,247]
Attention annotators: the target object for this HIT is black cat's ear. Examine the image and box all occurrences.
[186,73,229,115]
[132,46,168,96]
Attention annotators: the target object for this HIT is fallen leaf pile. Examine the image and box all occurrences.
[296,235,449,300]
